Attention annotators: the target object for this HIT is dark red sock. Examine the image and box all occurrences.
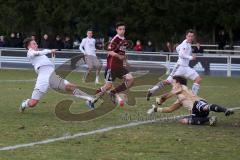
[111,83,127,94]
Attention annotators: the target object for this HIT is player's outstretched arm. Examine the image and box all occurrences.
[178,47,195,60]
[158,102,182,113]
[156,86,182,105]
[28,49,55,57]
[108,51,125,60]
[147,100,182,115]
[157,91,176,104]
[79,39,86,54]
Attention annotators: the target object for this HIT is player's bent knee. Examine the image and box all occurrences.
[105,83,113,90]
[125,73,133,80]
[125,75,134,88]
[203,105,209,112]
[65,83,77,91]
[194,76,201,84]
[127,76,134,82]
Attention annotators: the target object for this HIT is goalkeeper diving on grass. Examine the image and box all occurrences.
[147,76,234,126]
[20,37,96,112]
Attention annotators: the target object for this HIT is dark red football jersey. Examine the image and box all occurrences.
[107,35,126,70]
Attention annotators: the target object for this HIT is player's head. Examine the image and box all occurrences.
[173,76,187,86]
[23,37,38,50]
[185,29,195,43]
[116,22,126,37]
[87,29,93,38]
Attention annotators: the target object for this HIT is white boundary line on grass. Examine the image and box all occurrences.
[0,108,239,151]
[0,114,190,151]
[0,79,35,83]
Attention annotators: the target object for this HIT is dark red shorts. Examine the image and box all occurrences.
[104,68,129,82]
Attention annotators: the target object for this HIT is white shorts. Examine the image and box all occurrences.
[85,55,100,69]
[31,65,69,100]
[167,64,199,83]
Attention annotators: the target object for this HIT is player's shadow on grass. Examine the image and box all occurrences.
[53,55,170,121]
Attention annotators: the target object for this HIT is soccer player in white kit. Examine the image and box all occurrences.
[147,29,201,101]
[20,37,96,112]
[79,30,101,84]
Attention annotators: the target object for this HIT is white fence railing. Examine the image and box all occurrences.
[0,49,240,77]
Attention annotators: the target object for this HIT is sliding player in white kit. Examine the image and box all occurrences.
[20,37,96,112]
[147,29,201,101]
[79,29,101,84]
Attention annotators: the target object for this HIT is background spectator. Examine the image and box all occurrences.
[63,36,73,49]
[0,36,6,47]
[163,41,173,52]
[52,35,64,51]
[40,34,51,49]
[7,32,17,47]
[133,40,143,52]
[217,30,227,50]
[96,38,104,50]
[73,35,80,49]
[16,33,23,47]
[193,42,204,53]
[144,41,155,52]
[173,43,179,52]
[31,35,36,40]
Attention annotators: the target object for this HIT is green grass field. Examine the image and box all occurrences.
[0,69,240,160]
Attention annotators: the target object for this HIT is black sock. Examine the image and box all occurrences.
[209,104,227,113]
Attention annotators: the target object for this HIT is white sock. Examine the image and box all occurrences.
[95,75,99,82]
[73,89,92,101]
[149,81,164,94]
[192,83,200,95]
[73,89,86,96]
[149,85,159,94]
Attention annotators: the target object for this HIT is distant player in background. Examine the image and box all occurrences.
[147,29,201,101]
[95,22,134,105]
[79,29,101,84]
[147,76,234,126]
[20,38,96,112]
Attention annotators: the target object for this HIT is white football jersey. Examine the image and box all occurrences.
[176,39,193,66]
[27,48,54,71]
[79,37,96,56]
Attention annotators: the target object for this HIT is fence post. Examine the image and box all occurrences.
[0,49,1,69]
[227,56,231,77]
[166,54,170,75]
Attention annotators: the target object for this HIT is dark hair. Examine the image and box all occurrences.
[116,22,126,29]
[87,29,93,32]
[23,37,34,49]
[173,76,187,85]
[186,29,195,35]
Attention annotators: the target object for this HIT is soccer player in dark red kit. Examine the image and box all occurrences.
[95,22,134,106]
